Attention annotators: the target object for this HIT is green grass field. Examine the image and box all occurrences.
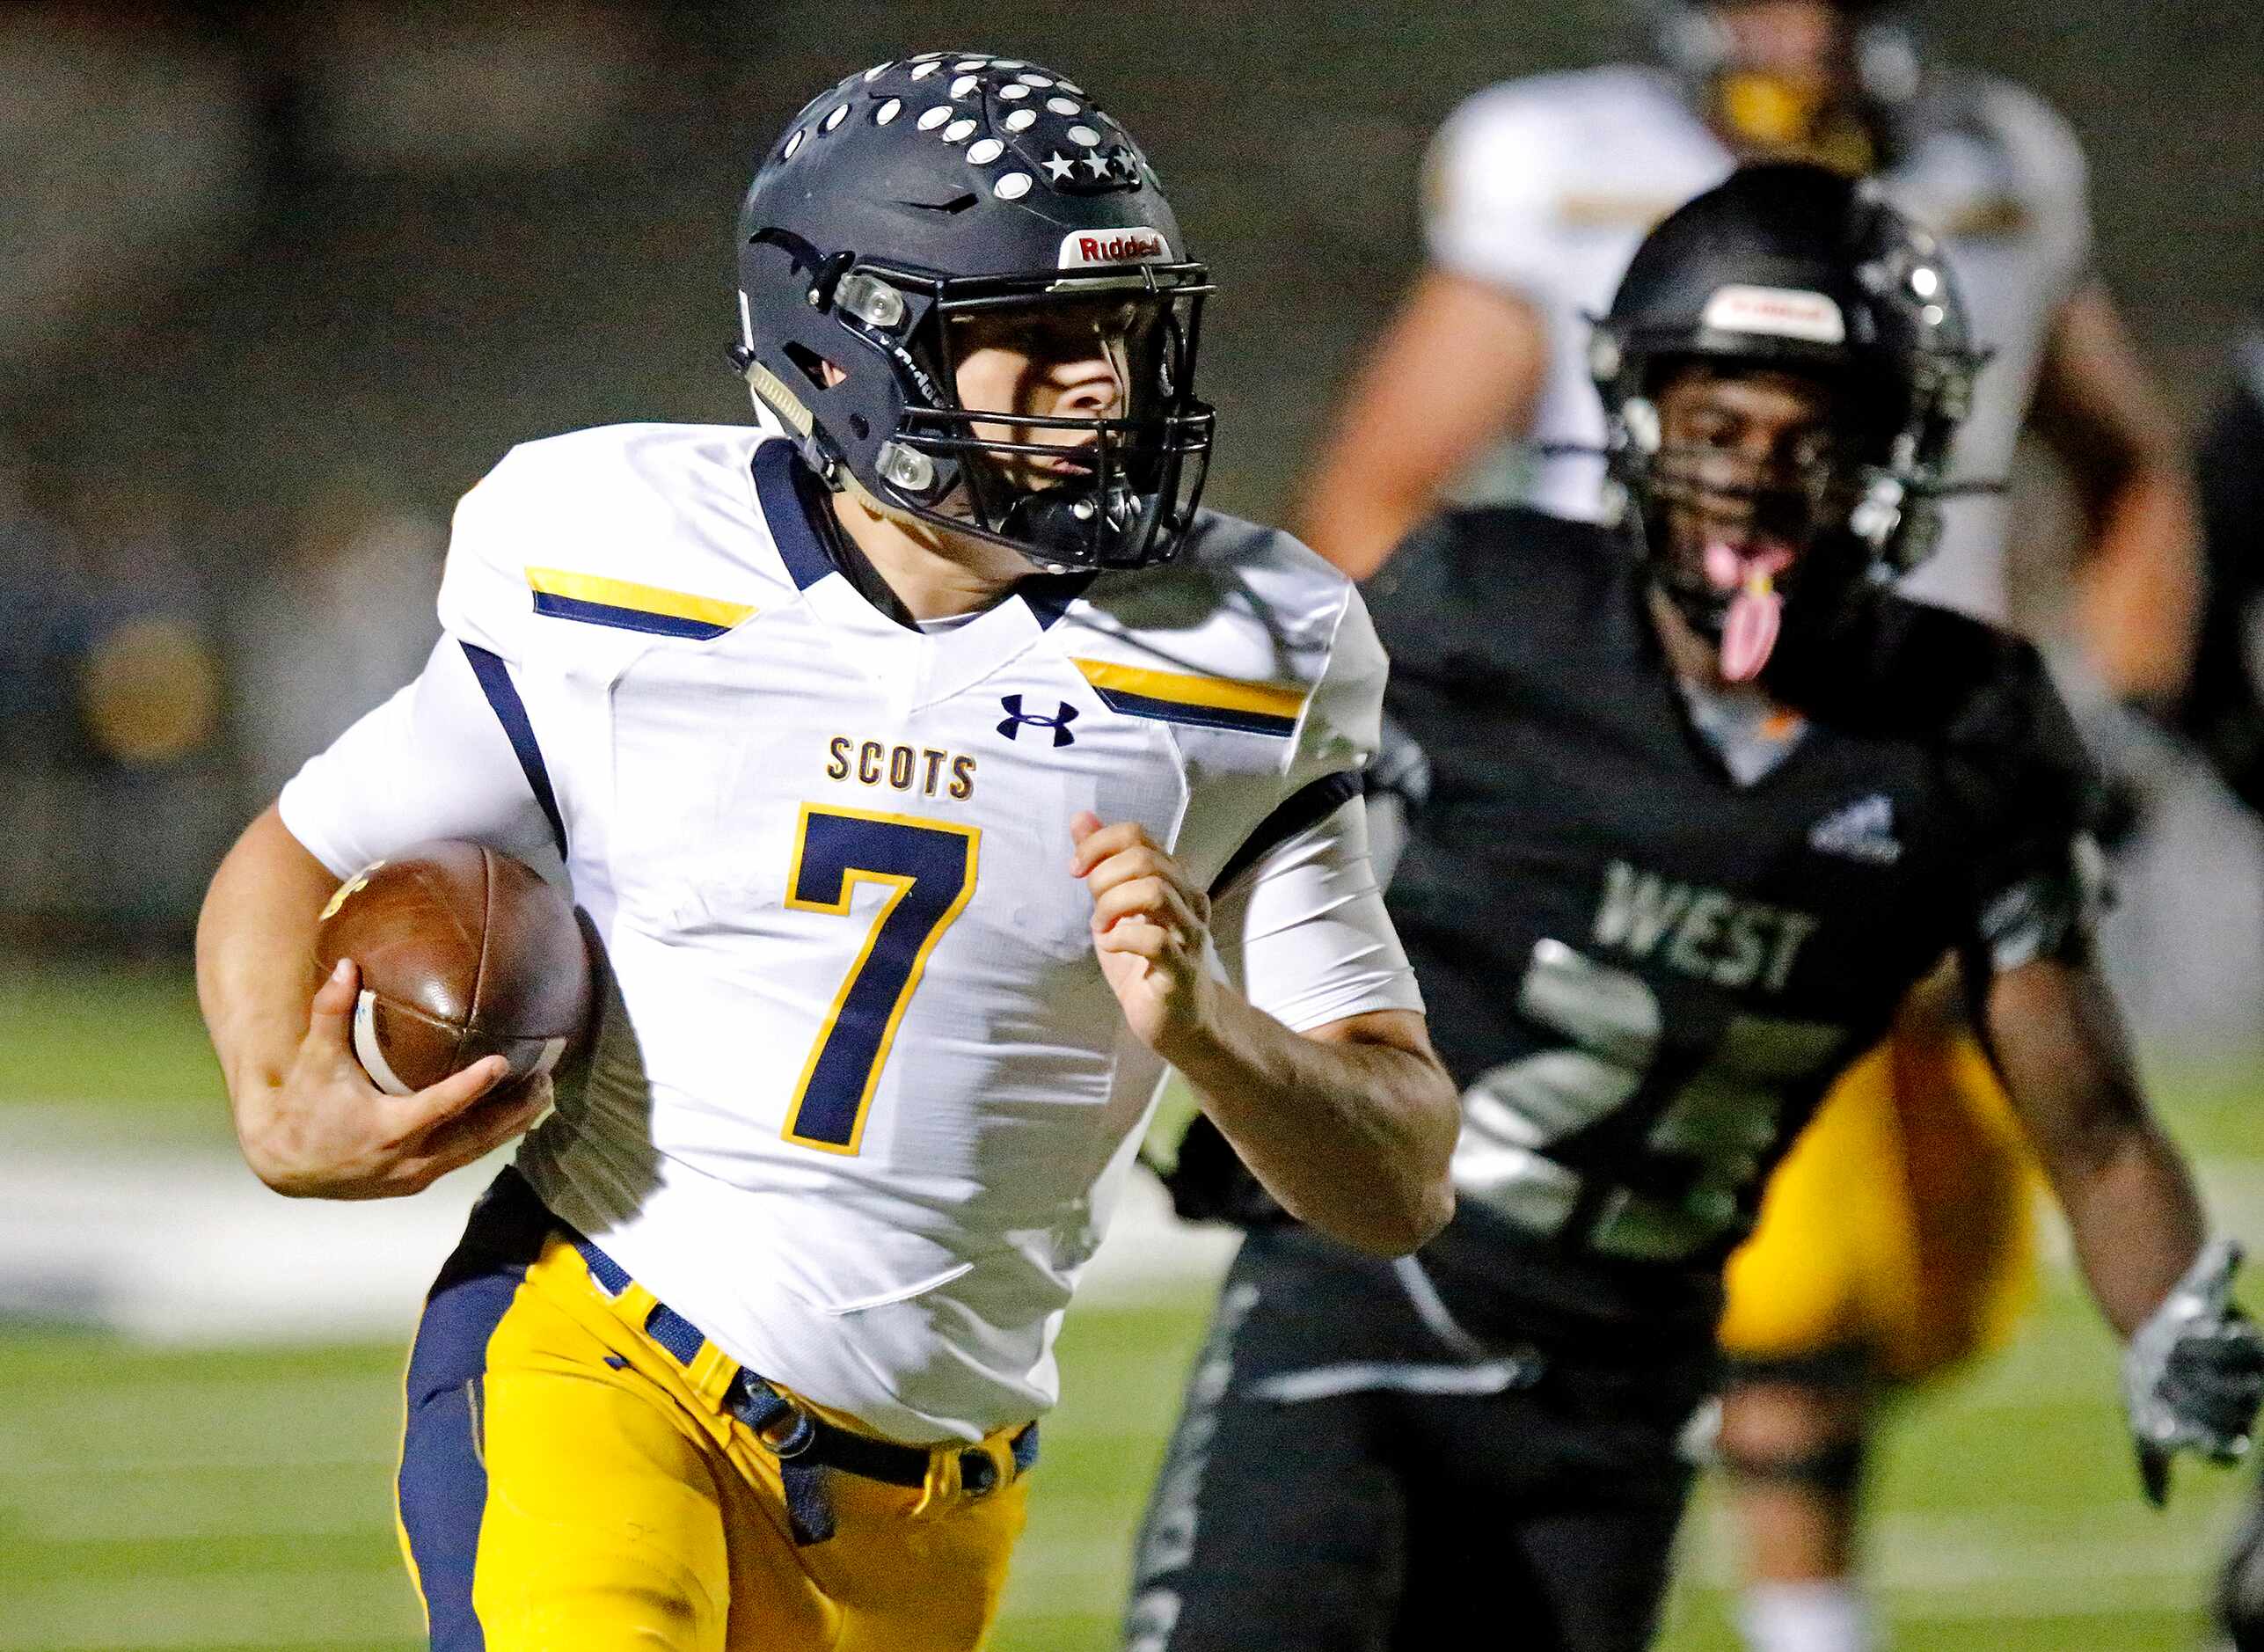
[3,959,2257,1650]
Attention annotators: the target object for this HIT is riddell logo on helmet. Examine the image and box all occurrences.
[1057,228,1171,268]
[1701,285,1847,345]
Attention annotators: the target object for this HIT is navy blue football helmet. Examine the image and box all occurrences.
[732,54,1216,573]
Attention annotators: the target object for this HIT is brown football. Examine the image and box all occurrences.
[313,840,593,1096]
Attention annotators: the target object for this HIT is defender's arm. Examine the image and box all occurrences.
[1982,954,2202,1334]
[1982,953,2264,1499]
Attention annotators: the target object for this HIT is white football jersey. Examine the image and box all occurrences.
[280,424,1420,1442]
[1427,65,2093,622]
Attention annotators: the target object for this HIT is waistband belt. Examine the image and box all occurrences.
[567,1231,1037,1545]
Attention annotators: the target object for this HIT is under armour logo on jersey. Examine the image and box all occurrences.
[1809,793,1902,864]
[998,695,1078,748]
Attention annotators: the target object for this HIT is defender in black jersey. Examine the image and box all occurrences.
[1126,165,2263,1652]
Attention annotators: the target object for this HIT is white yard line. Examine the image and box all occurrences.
[0,1107,1234,1345]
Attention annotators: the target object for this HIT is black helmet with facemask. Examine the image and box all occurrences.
[1590,161,1985,680]
[731,53,1216,574]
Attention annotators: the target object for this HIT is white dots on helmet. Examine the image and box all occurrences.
[995,60,1026,69]
[953,58,988,71]
[1055,80,1084,93]
[1048,99,1082,116]
[1067,124,1100,146]
[875,99,902,125]
[910,62,940,79]
[943,117,977,143]
[967,137,1004,164]
[1004,109,1037,132]
[999,84,1031,100]
[783,129,805,158]
[1018,73,1054,87]
[996,172,1033,200]
[917,106,951,130]
[951,74,978,98]
[863,62,893,81]
[822,106,848,131]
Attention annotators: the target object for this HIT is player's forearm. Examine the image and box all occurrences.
[2050,1119,2207,1340]
[2032,284,2203,707]
[196,805,340,1123]
[2070,463,2202,707]
[1159,997,1457,1256]
[1296,453,1446,584]
[1987,957,2206,1336]
[1290,271,1546,581]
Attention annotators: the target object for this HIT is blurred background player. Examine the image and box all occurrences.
[1127,162,2260,1652]
[1291,6,2203,1649]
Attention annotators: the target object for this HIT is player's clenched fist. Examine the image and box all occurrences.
[241,958,549,1201]
[1071,812,1214,1056]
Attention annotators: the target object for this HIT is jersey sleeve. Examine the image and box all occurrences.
[1422,84,1570,297]
[435,451,544,665]
[1975,76,2095,299]
[276,635,559,881]
[1951,640,2111,974]
[1286,580,1387,789]
[1213,797,1423,1032]
[1209,588,1420,1030]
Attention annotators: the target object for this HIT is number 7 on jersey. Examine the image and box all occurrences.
[783,804,981,1155]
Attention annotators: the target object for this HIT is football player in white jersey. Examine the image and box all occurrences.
[195,53,1458,1652]
[1290,7,2202,1652]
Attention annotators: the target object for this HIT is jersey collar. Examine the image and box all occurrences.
[750,437,1098,706]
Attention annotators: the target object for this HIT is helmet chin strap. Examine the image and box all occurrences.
[999,474,1143,570]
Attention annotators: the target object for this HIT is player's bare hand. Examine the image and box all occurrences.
[238,958,547,1200]
[1071,811,1215,1056]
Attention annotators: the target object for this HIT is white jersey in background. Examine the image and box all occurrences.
[1427,64,2092,623]
[279,424,1420,1443]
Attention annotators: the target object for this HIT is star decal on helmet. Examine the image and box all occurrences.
[733,51,1215,571]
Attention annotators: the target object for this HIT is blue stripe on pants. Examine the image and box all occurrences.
[398,1172,551,1650]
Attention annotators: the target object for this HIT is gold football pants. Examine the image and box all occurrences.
[394,1172,1032,1651]
[1718,1027,2039,1384]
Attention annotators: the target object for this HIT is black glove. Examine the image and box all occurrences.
[2124,1239,2264,1505]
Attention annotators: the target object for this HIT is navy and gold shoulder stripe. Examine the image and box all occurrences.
[525,567,756,640]
[1072,659,1308,738]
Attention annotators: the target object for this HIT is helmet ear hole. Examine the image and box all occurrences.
[783,343,839,391]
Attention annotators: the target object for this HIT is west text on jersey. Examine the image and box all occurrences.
[825,736,977,801]
[1591,860,1819,994]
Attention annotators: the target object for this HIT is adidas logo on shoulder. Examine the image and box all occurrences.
[1809,793,1902,865]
